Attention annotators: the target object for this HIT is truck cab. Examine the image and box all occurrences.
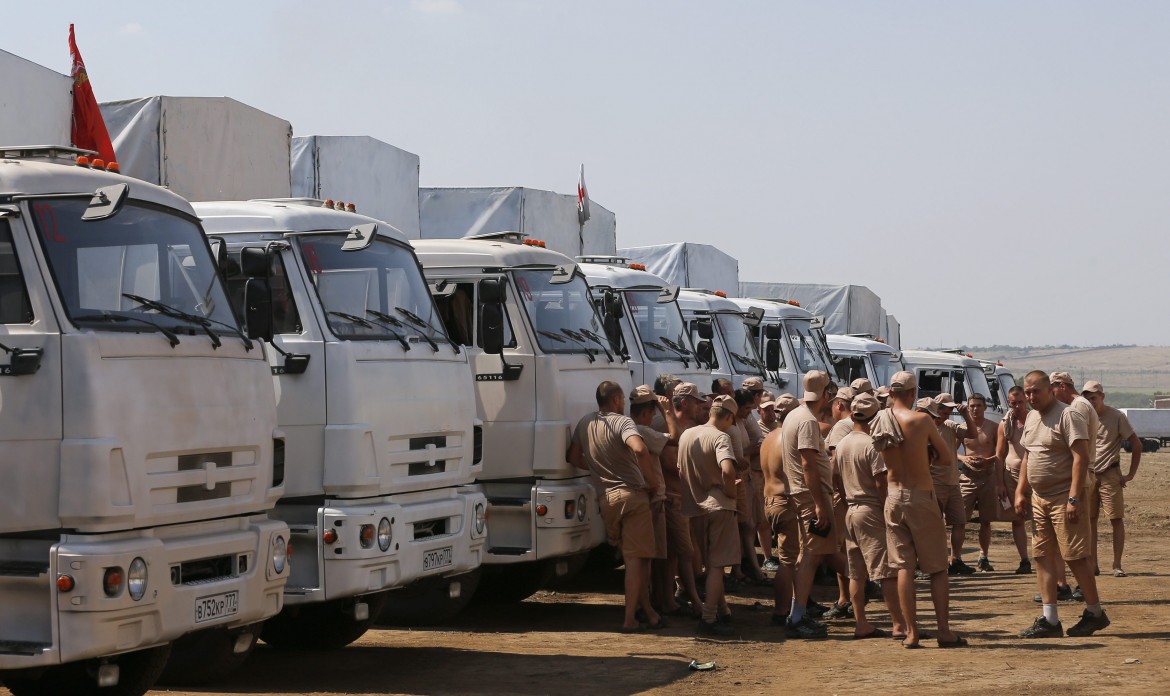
[0,147,288,695]
[578,256,710,390]
[902,349,1001,422]
[677,289,769,391]
[194,199,486,641]
[975,358,1016,413]
[731,297,838,395]
[826,334,906,388]
[412,235,624,601]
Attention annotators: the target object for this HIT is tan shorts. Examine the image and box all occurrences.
[651,500,668,560]
[735,473,752,520]
[999,468,1027,522]
[833,491,848,553]
[764,495,800,566]
[1032,490,1090,561]
[665,496,694,559]
[934,483,967,526]
[750,469,766,531]
[689,515,708,567]
[845,503,894,581]
[960,472,1000,522]
[703,508,741,569]
[602,487,657,559]
[792,490,838,557]
[885,487,949,575]
[1092,466,1125,521]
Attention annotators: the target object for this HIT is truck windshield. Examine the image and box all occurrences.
[715,313,762,375]
[515,269,605,355]
[626,290,694,362]
[31,199,239,335]
[298,234,447,344]
[871,351,905,387]
[787,322,833,374]
[965,365,995,403]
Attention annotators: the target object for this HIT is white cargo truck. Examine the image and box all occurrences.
[578,256,710,390]
[902,349,1000,422]
[676,289,770,391]
[1118,409,1170,453]
[0,146,289,696]
[412,234,623,601]
[826,334,906,388]
[731,297,837,394]
[193,199,487,636]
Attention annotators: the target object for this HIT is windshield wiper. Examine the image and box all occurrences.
[577,329,616,363]
[385,308,451,353]
[558,329,597,363]
[366,309,435,352]
[121,293,222,349]
[537,329,570,345]
[730,350,763,372]
[652,336,691,366]
[328,310,377,329]
[73,313,181,348]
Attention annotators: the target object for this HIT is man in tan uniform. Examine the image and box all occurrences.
[568,381,661,632]
[1015,371,1109,638]
[824,386,858,620]
[995,385,1033,574]
[872,372,965,648]
[1051,371,1099,601]
[628,385,677,615]
[921,395,977,575]
[760,402,801,627]
[666,382,706,615]
[740,377,776,576]
[677,394,740,637]
[851,377,875,396]
[730,387,767,584]
[837,393,906,639]
[959,394,1001,571]
[781,371,844,639]
[1081,381,1142,577]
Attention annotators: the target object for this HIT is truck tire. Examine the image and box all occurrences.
[156,622,261,686]
[473,561,555,603]
[585,542,623,571]
[261,592,389,650]
[3,644,171,696]
[544,551,591,589]
[377,569,481,626]
[1142,438,1161,453]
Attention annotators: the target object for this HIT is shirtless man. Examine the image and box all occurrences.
[760,406,801,627]
[873,372,965,648]
[932,393,978,575]
[959,394,1001,571]
[995,386,1033,574]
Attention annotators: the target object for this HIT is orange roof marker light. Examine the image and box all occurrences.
[75,155,90,167]
[965,353,974,358]
[106,162,120,173]
[788,300,801,307]
[346,203,356,212]
[322,199,334,208]
[91,159,105,169]
[713,291,727,298]
[334,201,346,211]
[628,263,647,271]
[522,239,546,248]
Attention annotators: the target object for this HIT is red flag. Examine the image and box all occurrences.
[69,24,116,163]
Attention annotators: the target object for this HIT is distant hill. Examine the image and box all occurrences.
[917,345,1170,408]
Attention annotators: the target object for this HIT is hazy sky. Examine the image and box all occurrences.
[8,1,1170,348]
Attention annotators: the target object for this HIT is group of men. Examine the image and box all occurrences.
[569,366,1138,643]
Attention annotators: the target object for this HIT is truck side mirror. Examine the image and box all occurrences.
[764,324,782,340]
[954,370,965,384]
[243,279,273,341]
[695,319,714,340]
[765,339,780,371]
[479,278,506,304]
[695,340,715,368]
[603,290,624,319]
[480,302,505,355]
[240,247,269,278]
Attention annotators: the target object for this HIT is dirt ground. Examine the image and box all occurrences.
[10,454,1170,696]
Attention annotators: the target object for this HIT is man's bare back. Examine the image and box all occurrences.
[760,428,788,498]
[884,403,953,491]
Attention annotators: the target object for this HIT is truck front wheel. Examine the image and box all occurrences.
[2,644,171,696]
[261,592,389,650]
[473,561,555,603]
[378,569,481,626]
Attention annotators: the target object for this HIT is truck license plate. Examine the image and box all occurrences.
[423,546,453,571]
[194,591,239,624]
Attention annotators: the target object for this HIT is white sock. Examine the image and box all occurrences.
[1042,604,1059,624]
[1086,604,1104,617]
[790,600,805,624]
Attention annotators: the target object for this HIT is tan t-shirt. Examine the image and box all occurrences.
[1070,396,1099,469]
[678,423,736,515]
[635,424,669,501]
[781,403,833,500]
[931,420,969,487]
[1094,405,1134,473]
[836,431,887,506]
[1022,400,1090,498]
[827,417,854,451]
[1002,415,1027,476]
[744,413,764,471]
[729,419,750,473]
[573,411,643,490]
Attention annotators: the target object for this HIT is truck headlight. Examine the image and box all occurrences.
[474,502,486,535]
[576,495,587,522]
[272,535,287,574]
[377,517,392,552]
[127,557,148,601]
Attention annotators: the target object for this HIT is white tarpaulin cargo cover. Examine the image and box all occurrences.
[418,187,616,257]
[0,51,71,147]
[619,243,739,296]
[292,135,420,238]
[100,96,292,201]
[884,314,901,350]
[739,282,889,340]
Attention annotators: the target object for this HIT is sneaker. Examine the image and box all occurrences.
[914,569,931,581]
[805,600,829,617]
[1019,616,1064,638]
[1015,560,1033,575]
[949,559,976,576]
[762,558,781,572]
[1032,585,1075,603]
[697,619,735,637]
[1067,608,1111,637]
[785,615,828,639]
[977,557,994,572]
[1071,586,1085,602]
[823,601,853,621]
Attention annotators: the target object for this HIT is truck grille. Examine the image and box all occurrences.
[175,452,234,503]
[407,436,447,476]
[170,555,237,586]
[412,518,448,540]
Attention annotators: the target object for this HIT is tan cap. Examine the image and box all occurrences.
[875,385,890,400]
[802,370,831,402]
[629,384,657,405]
[851,393,880,420]
[673,382,705,400]
[915,397,940,418]
[834,386,857,403]
[1050,371,1074,386]
[774,393,799,415]
[761,390,775,403]
[934,392,959,408]
[1081,380,1104,395]
[850,377,874,394]
[888,371,917,393]
[742,376,766,392]
[712,394,737,416]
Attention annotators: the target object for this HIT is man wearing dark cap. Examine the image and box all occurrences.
[1081,381,1141,578]
[568,381,662,632]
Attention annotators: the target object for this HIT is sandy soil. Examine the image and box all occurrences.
[9,455,1170,696]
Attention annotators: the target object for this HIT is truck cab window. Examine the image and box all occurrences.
[224,249,302,335]
[917,371,945,399]
[0,221,33,324]
[431,281,514,349]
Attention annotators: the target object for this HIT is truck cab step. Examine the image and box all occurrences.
[0,560,49,577]
[0,640,51,656]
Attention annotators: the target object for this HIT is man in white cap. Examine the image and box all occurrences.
[1081,380,1142,577]
[931,392,978,575]
[1050,371,1099,601]
[875,371,965,648]
[1015,371,1109,638]
[780,370,844,639]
